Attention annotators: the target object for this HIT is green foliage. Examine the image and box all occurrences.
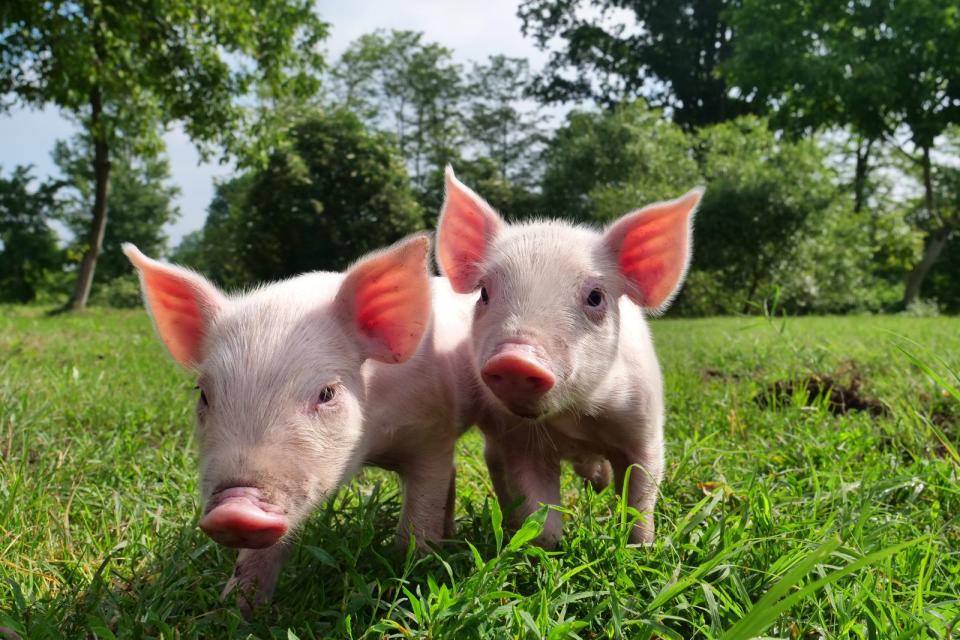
[54,137,180,286]
[421,156,543,224]
[539,106,912,315]
[0,0,328,156]
[463,55,546,186]
[770,202,906,315]
[202,175,257,288]
[238,109,424,280]
[681,117,864,314]
[331,31,462,195]
[2,309,958,636]
[331,33,545,220]
[726,0,960,146]
[540,101,698,223]
[0,0,328,308]
[518,0,754,128]
[173,110,423,284]
[0,166,65,303]
[908,159,960,311]
[725,0,960,305]
[926,243,960,314]
[87,273,145,309]
[901,297,943,318]
[170,175,255,290]
[166,230,207,278]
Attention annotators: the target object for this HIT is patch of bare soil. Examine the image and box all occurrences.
[756,372,887,417]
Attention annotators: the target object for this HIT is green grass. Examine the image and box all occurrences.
[1,307,958,638]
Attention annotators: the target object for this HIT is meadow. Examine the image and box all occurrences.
[0,307,957,639]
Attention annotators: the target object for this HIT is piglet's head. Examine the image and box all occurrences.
[125,235,432,549]
[438,166,700,419]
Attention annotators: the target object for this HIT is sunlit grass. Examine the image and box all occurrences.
[1,307,958,638]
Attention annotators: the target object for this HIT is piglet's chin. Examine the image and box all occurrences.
[501,403,550,420]
[199,487,288,549]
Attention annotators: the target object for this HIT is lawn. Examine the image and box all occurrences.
[1,307,958,639]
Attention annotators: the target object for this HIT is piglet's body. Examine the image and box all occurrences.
[437,167,702,546]
[126,236,478,615]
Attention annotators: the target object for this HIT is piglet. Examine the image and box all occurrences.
[125,234,478,615]
[436,167,701,546]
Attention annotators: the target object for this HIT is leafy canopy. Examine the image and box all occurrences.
[53,136,181,285]
[0,167,65,303]
[540,100,698,222]
[0,0,328,156]
[178,109,425,284]
[518,0,753,128]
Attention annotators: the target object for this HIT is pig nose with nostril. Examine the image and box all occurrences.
[199,486,288,549]
[481,343,556,411]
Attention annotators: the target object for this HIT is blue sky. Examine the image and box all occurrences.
[0,0,550,247]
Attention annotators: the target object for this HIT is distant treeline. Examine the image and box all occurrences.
[2,1,958,315]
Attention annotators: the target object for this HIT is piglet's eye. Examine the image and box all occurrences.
[317,386,337,406]
[480,286,490,305]
[585,289,604,307]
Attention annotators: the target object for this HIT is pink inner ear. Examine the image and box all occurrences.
[437,168,501,293]
[347,236,431,363]
[609,190,700,311]
[125,244,221,368]
[142,271,208,367]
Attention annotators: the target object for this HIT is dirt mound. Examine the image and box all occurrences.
[756,373,887,417]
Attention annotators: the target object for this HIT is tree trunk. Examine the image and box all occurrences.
[742,253,765,315]
[501,119,509,178]
[67,89,111,311]
[853,136,872,214]
[903,226,951,307]
[902,145,946,307]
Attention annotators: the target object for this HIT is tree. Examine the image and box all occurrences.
[539,101,698,223]
[0,0,327,309]
[518,0,753,128]
[688,117,839,313]
[0,167,64,303]
[331,31,463,196]
[237,109,424,281]
[903,158,960,310]
[725,0,960,306]
[680,117,898,315]
[422,156,543,223]
[464,56,546,185]
[168,230,208,277]
[173,174,256,290]
[54,137,180,288]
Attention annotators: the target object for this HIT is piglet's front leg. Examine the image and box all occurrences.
[222,544,290,618]
[396,446,456,549]
[492,442,563,548]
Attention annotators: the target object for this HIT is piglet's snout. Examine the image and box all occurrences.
[481,343,556,412]
[199,486,288,549]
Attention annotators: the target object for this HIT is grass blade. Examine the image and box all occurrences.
[722,537,925,640]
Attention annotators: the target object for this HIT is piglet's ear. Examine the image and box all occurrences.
[436,165,503,293]
[336,234,432,364]
[603,188,703,314]
[123,243,225,368]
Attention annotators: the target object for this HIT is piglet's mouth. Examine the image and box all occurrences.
[199,486,288,549]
